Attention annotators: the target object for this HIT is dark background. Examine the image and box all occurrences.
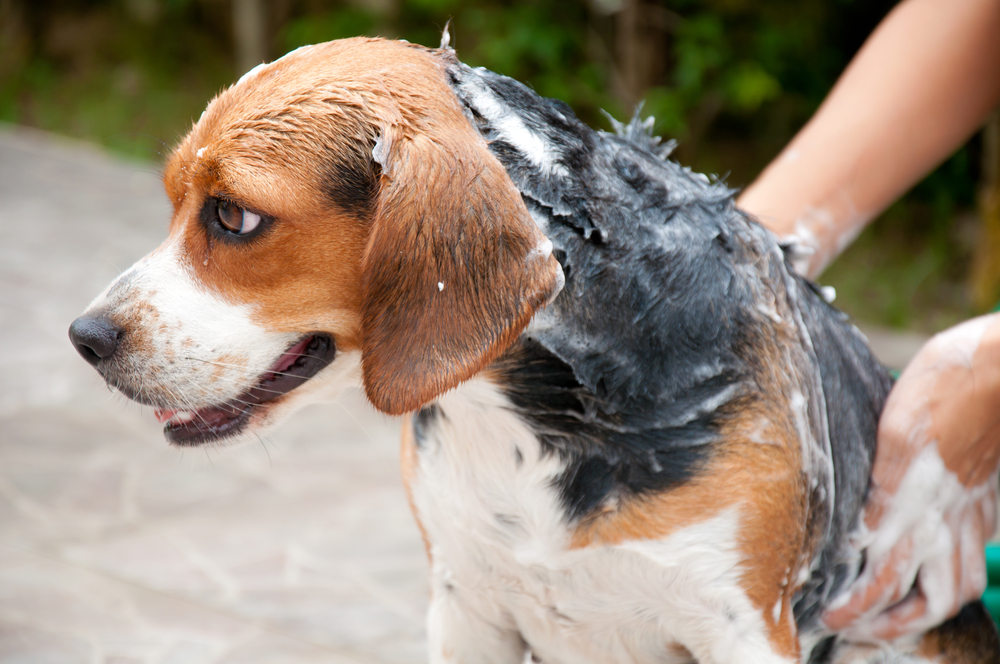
[2,0,995,331]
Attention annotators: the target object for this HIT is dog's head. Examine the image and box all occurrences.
[69,38,563,445]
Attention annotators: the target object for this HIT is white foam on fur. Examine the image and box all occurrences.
[463,71,570,178]
[832,443,994,641]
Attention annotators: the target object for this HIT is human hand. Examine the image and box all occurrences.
[823,313,1000,641]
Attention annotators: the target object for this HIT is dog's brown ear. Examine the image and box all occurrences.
[360,119,563,415]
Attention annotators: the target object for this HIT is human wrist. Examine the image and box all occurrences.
[738,153,872,278]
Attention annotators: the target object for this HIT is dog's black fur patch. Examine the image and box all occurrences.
[492,338,723,521]
[447,60,894,647]
[322,145,381,219]
[413,403,441,449]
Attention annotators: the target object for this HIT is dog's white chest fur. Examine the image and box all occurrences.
[410,379,793,664]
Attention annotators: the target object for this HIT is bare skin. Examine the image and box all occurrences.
[739,0,1000,278]
[825,316,1000,641]
[736,0,1000,643]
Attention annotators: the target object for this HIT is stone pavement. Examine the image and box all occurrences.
[0,125,931,664]
[0,126,426,664]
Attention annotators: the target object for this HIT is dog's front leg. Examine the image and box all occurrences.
[427,572,527,664]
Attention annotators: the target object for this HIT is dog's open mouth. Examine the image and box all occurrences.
[154,334,336,446]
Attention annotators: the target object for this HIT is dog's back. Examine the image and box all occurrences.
[451,56,885,618]
[445,57,997,662]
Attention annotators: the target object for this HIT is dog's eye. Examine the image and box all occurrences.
[217,200,261,235]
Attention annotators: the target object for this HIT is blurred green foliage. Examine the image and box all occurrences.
[0,0,982,331]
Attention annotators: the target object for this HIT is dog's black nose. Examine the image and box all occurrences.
[69,315,122,366]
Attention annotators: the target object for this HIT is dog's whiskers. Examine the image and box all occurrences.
[159,382,217,432]
[254,431,272,466]
[183,356,325,381]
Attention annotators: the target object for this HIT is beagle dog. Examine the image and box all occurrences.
[69,37,999,663]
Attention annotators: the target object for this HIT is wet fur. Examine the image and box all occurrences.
[74,37,1000,663]
[449,56,881,642]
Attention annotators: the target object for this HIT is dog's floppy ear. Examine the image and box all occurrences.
[360,118,563,415]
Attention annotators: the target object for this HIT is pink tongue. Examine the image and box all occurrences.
[268,337,312,379]
[155,409,177,423]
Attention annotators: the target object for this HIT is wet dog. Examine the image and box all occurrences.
[69,37,999,663]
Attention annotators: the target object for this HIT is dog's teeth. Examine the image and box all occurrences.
[171,411,195,424]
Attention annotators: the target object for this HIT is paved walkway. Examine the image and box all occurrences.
[0,126,426,664]
[0,125,931,664]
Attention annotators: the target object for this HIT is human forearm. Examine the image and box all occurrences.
[737,0,1000,278]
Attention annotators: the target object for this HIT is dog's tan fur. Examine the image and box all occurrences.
[162,38,562,415]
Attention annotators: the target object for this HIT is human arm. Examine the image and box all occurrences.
[737,0,1000,278]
